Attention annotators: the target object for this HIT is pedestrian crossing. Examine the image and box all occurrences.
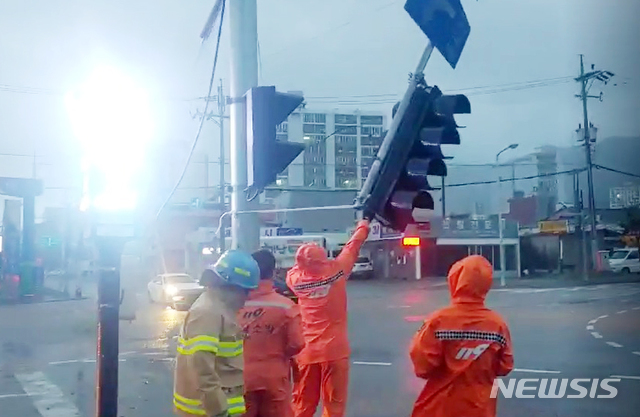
[0,352,175,417]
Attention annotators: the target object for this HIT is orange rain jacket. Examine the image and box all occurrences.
[410,255,514,417]
[238,279,305,392]
[286,220,370,364]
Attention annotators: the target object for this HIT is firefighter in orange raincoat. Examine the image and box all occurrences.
[238,249,305,417]
[409,255,514,417]
[286,220,370,417]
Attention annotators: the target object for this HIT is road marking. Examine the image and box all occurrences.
[48,360,80,366]
[588,319,598,324]
[120,351,137,356]
[586,325,594,330]
[513,368,561,374]
[632,352,640,356]
[591,332,603,339]
[0,393,32,399]
[617,310,628,314]
[403,316,426,322]
[610,375,640,381]
[632,306,640,311]
[15,371,81,417]
[353,361,392,366]
[598,315,609,320]
[606,342,623,348]
[143,352,166,356]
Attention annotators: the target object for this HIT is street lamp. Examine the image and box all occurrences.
[495,143,519,286]
[66,65,153,417]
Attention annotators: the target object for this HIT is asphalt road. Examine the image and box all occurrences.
[1,279,639,417]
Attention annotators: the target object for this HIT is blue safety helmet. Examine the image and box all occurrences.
[209,250,260,290]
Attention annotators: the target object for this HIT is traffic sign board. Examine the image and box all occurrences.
[404,0,471,69]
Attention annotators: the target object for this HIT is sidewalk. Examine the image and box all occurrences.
[417,272,640,290]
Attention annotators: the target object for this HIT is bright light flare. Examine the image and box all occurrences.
[66,65,154,211]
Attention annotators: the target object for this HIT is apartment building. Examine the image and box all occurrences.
[275,103,386,189]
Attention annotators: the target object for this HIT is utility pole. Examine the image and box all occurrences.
[217,79,227,252]
[575,55,614,272]
[579,54,598,271]
[228,0,260,252]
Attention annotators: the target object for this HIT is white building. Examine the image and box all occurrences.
[275,101,387,189]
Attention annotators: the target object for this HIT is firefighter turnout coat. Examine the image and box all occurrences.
[173,287,247,417]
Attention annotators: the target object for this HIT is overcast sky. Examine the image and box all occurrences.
[0,0,639,213]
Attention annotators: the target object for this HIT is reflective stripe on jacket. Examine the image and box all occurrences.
[410,255,514,417]
[173,288,246,416]
[238,280,305,392]
[286,220,369,364]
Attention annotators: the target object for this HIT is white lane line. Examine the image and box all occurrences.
[586,325,594,330]
[48,360,80,366]
[611,375,640,381]
[512,368,561,374]
[591,332,603,339]
[598,315,609,320]
[142,352,166,356]
[632,352,640,356]
[120,351,138,356]
[15,371,81,417]
[588,319,598,325]
[353,361,392,366]
[617,310,628,314]
[0,393,32,399]
[606,342,623,348]
[632,307,640,311]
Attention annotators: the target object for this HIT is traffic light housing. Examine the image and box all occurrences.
[245,86,305,195]
[358,75,469,232]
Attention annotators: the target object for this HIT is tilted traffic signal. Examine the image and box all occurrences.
[245,86,305,194]
[357,75,470,232]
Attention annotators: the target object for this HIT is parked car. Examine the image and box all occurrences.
[351,256,374,280]
[147,273,203,310]
[607,248,640,274]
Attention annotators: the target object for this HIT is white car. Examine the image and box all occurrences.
[147,273,204,310]
[607,248,640,274]
[351,256,374,280]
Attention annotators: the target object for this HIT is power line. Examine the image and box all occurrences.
[594,164,640,179]
[446,168,586,188]
[154,0,226,219]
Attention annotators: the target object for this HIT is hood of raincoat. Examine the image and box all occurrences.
[447,255,493,304]
[293,243,329,275]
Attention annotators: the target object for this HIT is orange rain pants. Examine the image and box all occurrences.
[291,358,350,417]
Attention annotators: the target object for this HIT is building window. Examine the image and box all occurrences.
[361,126,383,137]
[303,134,326,143]
[361,146,378,157]
[276,133,288,142]
[304,167,326,187]
[303,123,326,134]
[362,134,384,146]
[361,115,384,125]
[303,113,326,124]
[276,122,288,134]
[334,125,357,135]
[335,114,357,125]
[361,167,370,179]
[336,167,357,188]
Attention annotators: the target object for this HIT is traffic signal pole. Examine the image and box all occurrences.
[228,0,260,252]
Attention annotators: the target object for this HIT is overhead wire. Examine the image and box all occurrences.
[154,0,226,220]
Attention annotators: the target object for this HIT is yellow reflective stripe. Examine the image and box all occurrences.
[233,266,250,277]
[217,340,243,357]
[177,335,220,355]
[173,394,206,415]
[227,395,246,415]
[173,393,245,416]
[174,393,201,406]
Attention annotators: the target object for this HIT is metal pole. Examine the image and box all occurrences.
[511,163,516,196]
[228,0,260,252]
[218,79,226,253]
[441,176,446,216]
[415,41,434,76]
[496,166,506,286]
[580,55,598,271]
[95,267,120,417]
[415,245,421,280]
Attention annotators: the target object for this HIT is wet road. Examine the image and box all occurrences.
[1,280,639,417]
